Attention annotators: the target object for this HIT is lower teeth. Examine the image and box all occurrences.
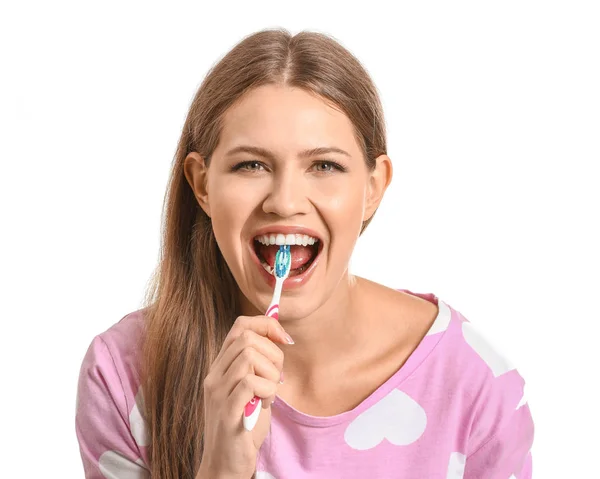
[256,243,319,277]
[260,260,309,276]
[294,264,308,274]
[261,262,274,275]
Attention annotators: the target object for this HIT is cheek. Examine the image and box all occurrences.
[210,177,256,224]
[208,188,252,258]
[316,191,364,262]
[213,176,248,206]
[315,184,365,228]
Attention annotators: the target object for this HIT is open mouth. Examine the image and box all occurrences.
[253,239,322,278]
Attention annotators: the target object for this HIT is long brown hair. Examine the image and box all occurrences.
[140,28,388,478]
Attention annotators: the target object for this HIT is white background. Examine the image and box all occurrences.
[1,1,598,477]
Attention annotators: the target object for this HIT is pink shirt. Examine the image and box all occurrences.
[76,289,534,478]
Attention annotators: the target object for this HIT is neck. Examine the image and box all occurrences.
[275,273,370,383]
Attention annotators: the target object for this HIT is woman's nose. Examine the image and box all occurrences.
[262,170,310,217]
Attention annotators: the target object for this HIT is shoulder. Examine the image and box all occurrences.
[443,304,527,392]
[374,286,533,452]
[430,301,533,454]
[76,309,151,474]
[96,308,147,374]
[78,308,148,423]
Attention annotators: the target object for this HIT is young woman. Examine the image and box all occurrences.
[76,28,534,479]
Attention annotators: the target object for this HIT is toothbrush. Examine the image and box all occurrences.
[243,244,292,431]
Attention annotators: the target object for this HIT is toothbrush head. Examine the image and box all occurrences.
[274,245,292,279]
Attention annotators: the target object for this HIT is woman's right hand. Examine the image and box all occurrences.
[198,315,294,479]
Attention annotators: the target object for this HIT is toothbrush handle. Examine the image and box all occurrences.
[242,278,282,431]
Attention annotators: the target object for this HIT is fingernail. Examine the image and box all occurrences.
[284,333,295,344]
[279,372,284,383]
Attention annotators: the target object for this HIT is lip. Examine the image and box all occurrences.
[248,234,324,291]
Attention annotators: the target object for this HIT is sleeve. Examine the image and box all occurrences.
[463,401,535,479]
[75,335,150,479]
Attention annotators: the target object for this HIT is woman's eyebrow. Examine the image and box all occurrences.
[225,145,351,160]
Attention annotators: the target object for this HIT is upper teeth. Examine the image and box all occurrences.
[255,233,318,246]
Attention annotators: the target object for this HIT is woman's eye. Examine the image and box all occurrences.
[231,160,346,173]
[314,161,346,173]
[232,161,265,172]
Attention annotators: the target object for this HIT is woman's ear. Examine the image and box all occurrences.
[183,152,211,218]
[363,154,393,223]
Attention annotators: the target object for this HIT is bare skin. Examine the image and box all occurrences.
[275,277,439,416]
[184,84,437,475]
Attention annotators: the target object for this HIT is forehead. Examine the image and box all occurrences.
[217,85,361,155]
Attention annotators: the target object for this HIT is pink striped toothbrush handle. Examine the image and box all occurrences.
[242,303,279,431]
[265,303,279,320]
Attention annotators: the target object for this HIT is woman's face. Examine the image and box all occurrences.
[185,84,390,319]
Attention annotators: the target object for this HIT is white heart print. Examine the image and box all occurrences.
[130,387,150,447]
[344,388,427,450]
[516,381,528,409]
[425,299,452,336]
[446,452,466,478]
[98,451,149,479]
[255,472,276,479]
[461,322,515,377]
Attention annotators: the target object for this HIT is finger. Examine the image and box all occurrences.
[205,330,284,405]
[262,396,275,409]
[212,329,284,380]
[224,315,293,353]
[209,316,283,376]
[223,346,281,398]
[228,374,278,423]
